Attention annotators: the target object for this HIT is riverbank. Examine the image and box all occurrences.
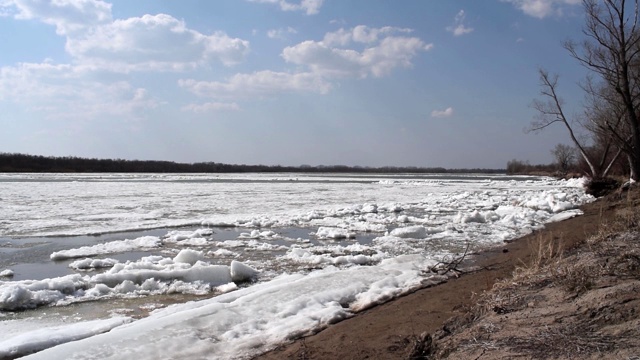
[257,187,638,359]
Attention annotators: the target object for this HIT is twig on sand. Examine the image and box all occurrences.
[426,243,472,278]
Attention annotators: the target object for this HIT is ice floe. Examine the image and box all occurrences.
[0,173,597,359]
[50,237,162,261]
[0,252,258,311]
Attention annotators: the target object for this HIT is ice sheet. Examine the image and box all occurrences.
[0,173,594,358]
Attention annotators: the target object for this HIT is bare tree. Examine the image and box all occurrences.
[530,69,602,178]
[564,0,640,180]
[551,143,577,175]
[530,69,623,178]
[581,78,628,176]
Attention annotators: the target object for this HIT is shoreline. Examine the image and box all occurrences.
[256,194,610,359]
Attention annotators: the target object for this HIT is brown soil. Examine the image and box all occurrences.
[255,188,640,360]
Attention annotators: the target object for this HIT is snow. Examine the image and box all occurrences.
[68,258,119,270]
[284,247,382,266]
[22,255,445,360]
[230,260,259,282]
[547,209,584,223]
[390,225,426,238]
[313,226,356,239]
[210,249,239,257]
[0,255,259,310]
[50,237,162,261]
[238,230,277,239]
[173,249,207,265]
[0,173,596,359]
[0,317,131,359]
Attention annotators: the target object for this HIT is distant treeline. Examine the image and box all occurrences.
[505,159,557,176]
[0,153,504,174]
[506,156,629,177]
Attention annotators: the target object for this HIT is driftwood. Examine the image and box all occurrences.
[426,243,472,278]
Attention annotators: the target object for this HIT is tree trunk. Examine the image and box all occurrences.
[629,153,640,181]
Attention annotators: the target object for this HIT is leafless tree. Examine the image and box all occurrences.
[564,0,640,180]
[551,143,577,175]
[529,69,604,178]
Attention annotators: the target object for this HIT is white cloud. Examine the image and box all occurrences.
[446,10,474,36]
[182,102,240,113]
[283,27,432,78]
[431,107,454,118]
[322,25,413,47]
[267,26,297,40]
[2,2,250,73]
[178,25,430,102]
[0,1,254,122]
[2,0,112,35]
[247,0,324,15]
[0,62,158,120]
[178,71,331,99]
[66,14,250,72]
[502,0,581,19]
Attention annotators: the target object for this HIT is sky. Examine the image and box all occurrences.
[0,0,596,169]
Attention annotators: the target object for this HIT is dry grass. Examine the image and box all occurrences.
[510,232,564,284]
[467,233,567,318]
[427,188,640,359]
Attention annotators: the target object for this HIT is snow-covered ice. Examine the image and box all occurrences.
[0,317,131,359]
[50,237,162,260]
[0,173,595,358]
[0,253,258,310]
[22,255,445,360]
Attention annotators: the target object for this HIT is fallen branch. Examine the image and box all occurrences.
[426,243,472,277]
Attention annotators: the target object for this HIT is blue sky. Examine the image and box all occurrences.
[0,0,592,168]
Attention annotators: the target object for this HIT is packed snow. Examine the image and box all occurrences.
[0,251,258,311]
[22,255,445,360]
[50,237,162,260]
[0,173,595,359]
[0,317,131,359]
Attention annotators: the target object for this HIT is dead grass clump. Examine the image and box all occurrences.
[553,262,597,295]
[449,234,565,325]
[606,252,640,277]
[508,233,564,287]
[501,323,617,359]
[590,198,640,245]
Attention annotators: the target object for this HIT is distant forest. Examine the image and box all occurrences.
[0,153,504,174]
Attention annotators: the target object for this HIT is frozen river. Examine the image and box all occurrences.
[0,173,592,359]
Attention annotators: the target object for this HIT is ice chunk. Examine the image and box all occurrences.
[0,274,86,310]
[230,261,259,282]
[238,230,277,239]
[173,249,207,265]
[0,317,131,359]
[313,227,356,239]
[389,226,427,238]
[210,249,239,257]
[455,211,486,223]
[50,236,162,260]
[548,209,583,222]
[69,258,119,270]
